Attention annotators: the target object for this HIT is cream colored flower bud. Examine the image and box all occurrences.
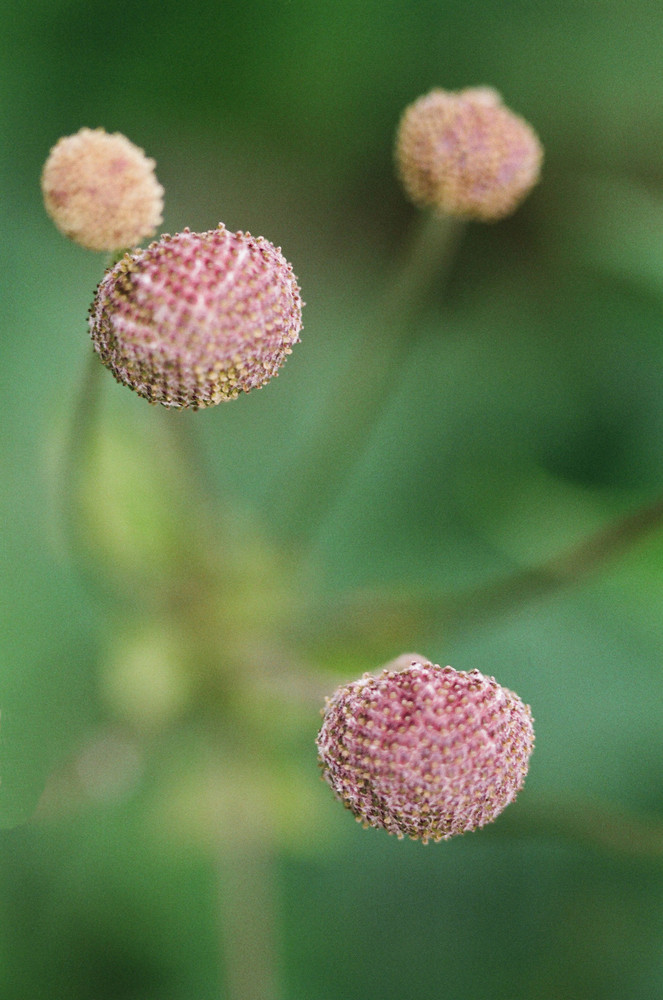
[41,128,164,251]
[395,87,543,221]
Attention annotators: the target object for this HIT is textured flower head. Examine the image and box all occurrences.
[316,659,534,843]
[395,87,543,221]
[89,225,303,409]
[41,127,164,252]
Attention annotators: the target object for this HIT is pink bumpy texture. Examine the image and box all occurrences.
[317,660,534,842]
[395,87,543,221]
[89,225,303,409]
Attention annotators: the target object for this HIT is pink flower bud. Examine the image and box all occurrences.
[89,225,303,409]
[41,128,164,252]
[395,87,543,221]
[317,659,534,843]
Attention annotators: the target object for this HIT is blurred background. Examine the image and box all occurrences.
[4,0,663,997]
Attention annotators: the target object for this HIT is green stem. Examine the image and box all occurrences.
[495,794,663,862]
[293,491,663,650]
[448,491,663,629]
[57,348,110,594]
[270,210,466,549]
[217,838,283,1000]
[160,407,223,526]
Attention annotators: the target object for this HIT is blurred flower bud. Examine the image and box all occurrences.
[89,225,303,408]
[395,87,543,221]
[41,127,164,251]
[316,659,534,842]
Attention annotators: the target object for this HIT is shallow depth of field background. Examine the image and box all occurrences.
[4,2,663,998]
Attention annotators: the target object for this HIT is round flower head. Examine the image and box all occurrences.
[41,127,164,251]
[89,225,303,408]
[316,659,534,843]
[395,87,543,221]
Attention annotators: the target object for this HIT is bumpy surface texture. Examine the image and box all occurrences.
[317,659,534,842]
[89,225,303,408]
[41,128,164,251]
[395,87,543,221]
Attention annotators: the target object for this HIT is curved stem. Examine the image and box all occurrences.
[270,210,466,548]
[495,793,663,862]
[57,348,111,594]
[160,407,224,528]
[293,490,663,649]
[217,840,283,1000]
[447,491,663,628]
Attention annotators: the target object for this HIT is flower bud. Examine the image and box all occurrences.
[89,225,303,408]
[316,659,534,843]
[395,87,543,221]
[41,127,164,252]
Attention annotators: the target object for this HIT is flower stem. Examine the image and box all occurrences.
[495,793,663,862]
[292,491,663,649]
[216,840,283,1000]
[272,210,466,548]
[161,407,222,522]
[447,491,663,629]
[57,348,110,593]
